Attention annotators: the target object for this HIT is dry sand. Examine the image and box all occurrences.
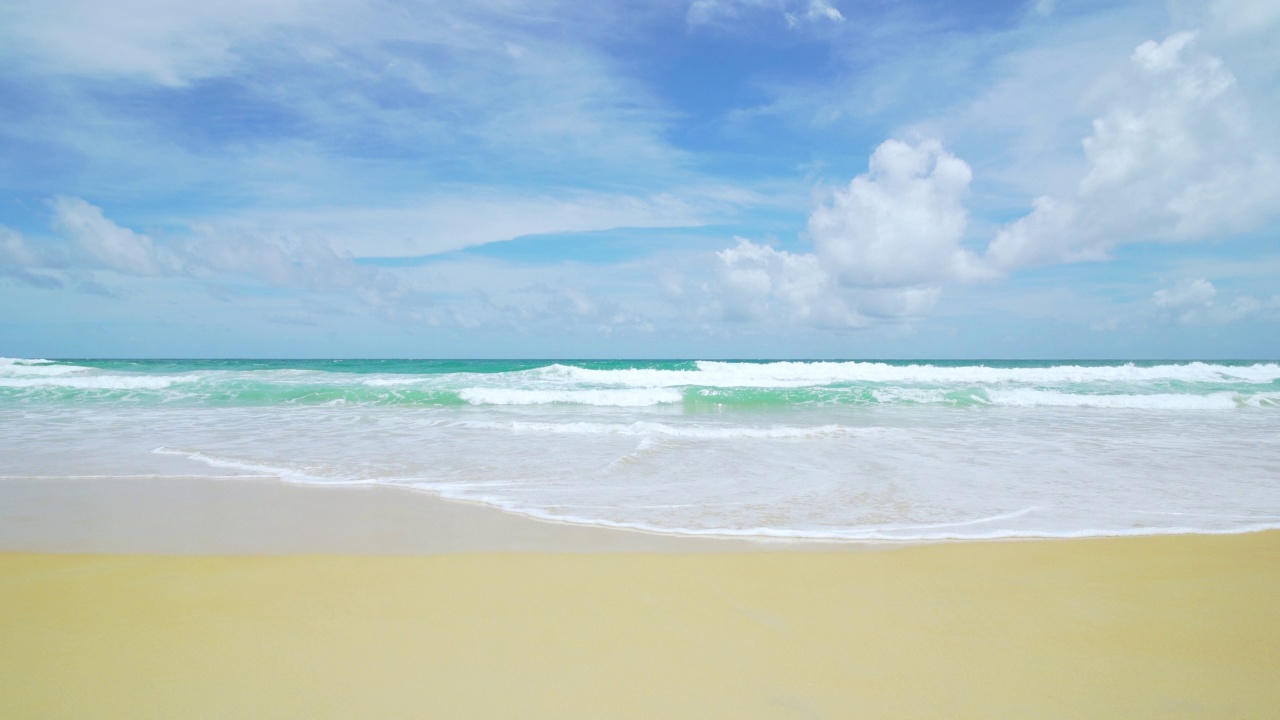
[2,476,1278,718]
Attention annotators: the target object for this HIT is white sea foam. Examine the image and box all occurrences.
[5,359,1277,543]
[985,389,1240,409]
[535,361,1280,388]
[870,388,950,404]
[0,375,192,389]
[414,487,1280,541]
[453,420,877,439]
[137,443,1280,541]
[359,376,434,387]
[589,421,856,439]
[604,436,659,471]
[1241,392,1280,408]
[0,358,199,388]
[151,447,373,485]
[0,358,93,377]
[457,387,683,406]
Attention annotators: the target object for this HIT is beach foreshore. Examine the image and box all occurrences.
[3,476,1279,718]
[0,475,778,554]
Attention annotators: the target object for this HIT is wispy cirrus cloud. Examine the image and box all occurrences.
[687,0,843,28]
[197,186,759,259]
[0,0,728,254]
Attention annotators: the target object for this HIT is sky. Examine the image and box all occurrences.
[1,0,1278,359]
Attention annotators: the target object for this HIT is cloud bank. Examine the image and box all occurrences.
[987,30,1280,270]
[6,198,423,318]
[1151,278,1280,326]
[708,21,1280,330]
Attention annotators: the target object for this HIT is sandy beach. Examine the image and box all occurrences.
[2,476,1278,719]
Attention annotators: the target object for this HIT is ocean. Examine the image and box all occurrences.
[2,357,1278,540]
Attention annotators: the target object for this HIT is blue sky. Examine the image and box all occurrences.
[1,0,1278,358]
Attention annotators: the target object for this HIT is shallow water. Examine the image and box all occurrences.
[2,357,1278,539]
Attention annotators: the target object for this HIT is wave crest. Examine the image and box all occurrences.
[457,387,683,407]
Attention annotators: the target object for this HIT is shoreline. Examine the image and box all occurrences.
[4,474,1279,716]
[0,474,796,554]
[3,474,1277,553]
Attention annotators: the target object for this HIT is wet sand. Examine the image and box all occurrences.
[0,475,769,554]
[2,476,1278,718]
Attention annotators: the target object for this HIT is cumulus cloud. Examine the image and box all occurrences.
[708,21,1280,330]
[810,139,988,287]
[712,238,852,324]
[705,139,978,327]
[986,30,1280,271]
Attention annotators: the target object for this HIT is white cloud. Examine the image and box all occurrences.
[810,139,988,288]
[688,0,843,28]
[1153,277,1216,310]
[986,30,1280,271]
[0,225,39,267]
[18,194,747,331]
[786,1,844,28]
[1151,277,1280,325]
[712,238,850,324]
[386,255,666,335]
[214,188,747,258]
[50,196,180,276]
[0,0,706,215]
[0,0,320,86]
[183,226,391,299]
[1207,0,1280,44]
[0,225,64,289]
[0,0,761,270]
[706,139,971,327]
[38,197,424,314]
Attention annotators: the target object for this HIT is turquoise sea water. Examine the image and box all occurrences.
[5,358,1279,408]
[2,357,1278,539]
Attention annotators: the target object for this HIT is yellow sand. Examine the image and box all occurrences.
[3,532,1278,719]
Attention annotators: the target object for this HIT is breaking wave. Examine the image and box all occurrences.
[4,357,1276,541]
[1,358,1276,409]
